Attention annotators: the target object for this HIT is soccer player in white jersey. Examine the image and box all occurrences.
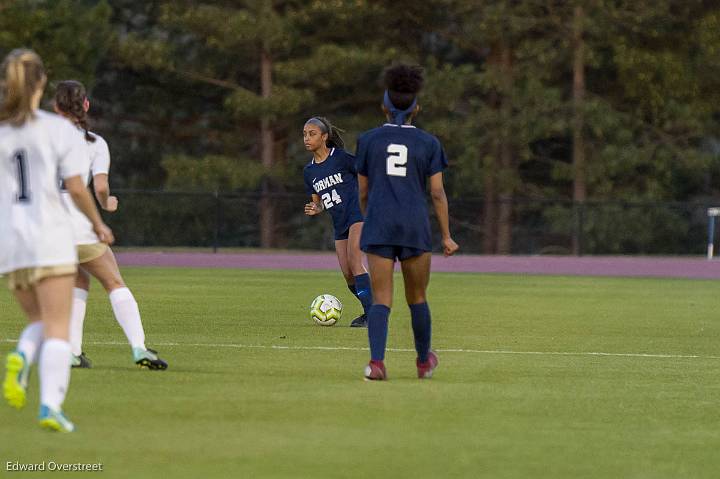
[53,80,167,370]
[0,49,114,432]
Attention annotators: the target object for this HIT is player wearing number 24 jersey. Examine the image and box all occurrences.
[302,117,373,327]
[303,145,362,241]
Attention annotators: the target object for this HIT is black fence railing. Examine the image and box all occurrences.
[103,189,717,256]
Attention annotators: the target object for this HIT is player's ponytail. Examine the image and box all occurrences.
[54,80,96,143]
[0,49,46,127]
[305,116,345,149]
[383,63,424,125]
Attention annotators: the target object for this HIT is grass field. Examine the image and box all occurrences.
[1,267,720,478]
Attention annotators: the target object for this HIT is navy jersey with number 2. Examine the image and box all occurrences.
[356,123,448,252]
[303,147,363,240]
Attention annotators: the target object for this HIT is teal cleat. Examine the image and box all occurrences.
[3,351,29,409]
[38,404,75,432]
[71,352,92,369]
[133,347,168,370]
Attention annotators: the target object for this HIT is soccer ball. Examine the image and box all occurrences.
[310,294,343,326]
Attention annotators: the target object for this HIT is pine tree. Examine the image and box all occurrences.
[116,0,402,247]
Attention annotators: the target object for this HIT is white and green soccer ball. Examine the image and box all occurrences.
[310,294,343,326]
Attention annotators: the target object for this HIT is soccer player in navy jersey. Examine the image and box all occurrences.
[356,64,459,380]
[303,117,372,327]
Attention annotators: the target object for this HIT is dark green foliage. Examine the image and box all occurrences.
[2,0,720,252]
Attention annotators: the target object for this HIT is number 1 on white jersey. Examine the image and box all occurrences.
[12,149,31,203]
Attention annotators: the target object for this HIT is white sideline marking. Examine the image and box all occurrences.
[2,338,719,360]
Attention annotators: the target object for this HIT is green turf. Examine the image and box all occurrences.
[1,268,719,478]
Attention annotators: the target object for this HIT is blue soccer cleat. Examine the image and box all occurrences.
[3,351,29,409]
[38,404,75,432]
[350,314,368,328]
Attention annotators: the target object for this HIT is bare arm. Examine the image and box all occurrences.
[92,173,117,212]
[64,176,114,245]
[304,193,324,216]
[358,174,368,215]
[429,172,458,256]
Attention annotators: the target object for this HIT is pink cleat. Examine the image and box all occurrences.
[416,351,439,379]
[364,360,387,381]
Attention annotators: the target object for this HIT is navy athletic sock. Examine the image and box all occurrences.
[353,273,373,315]
[409,302,432,362]
[368,304,390,361]
[347,283,364,315]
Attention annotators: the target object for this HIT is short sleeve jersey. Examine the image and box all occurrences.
[61,132,111,245]
[303,148,363,237]
[0,110,87,273]
[356,123,448,251]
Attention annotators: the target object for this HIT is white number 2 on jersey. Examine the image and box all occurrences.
[321,189,342,210]
[386,144,408,177]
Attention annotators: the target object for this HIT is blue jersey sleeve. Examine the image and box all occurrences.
[344,151,358,174]
[355,137,368,176]
[428,137,449,176]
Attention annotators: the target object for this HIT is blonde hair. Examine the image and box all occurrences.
[0,49,46,126]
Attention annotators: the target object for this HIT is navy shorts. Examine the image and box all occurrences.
[362,244,428,261]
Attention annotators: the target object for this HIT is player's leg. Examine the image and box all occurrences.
[336,237,366,327]
[363,251,395,380]
[400,252,438,379]
[3,287,42,410]
[81,248,167,370]
[334,238,355,289]
[69,268,91,368]
[35,273,77,432]
[347,222,372,326]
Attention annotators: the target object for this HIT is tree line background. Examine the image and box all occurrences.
[2,0,720,254]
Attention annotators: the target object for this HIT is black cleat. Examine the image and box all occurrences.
[350,314,368,328]
[71,353,92,369]
[133,347,168,370]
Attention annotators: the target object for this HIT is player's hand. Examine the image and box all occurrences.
[442,237,459,257]
[103,196,118,212]
[94,222,115,245]
[304,202,321,216]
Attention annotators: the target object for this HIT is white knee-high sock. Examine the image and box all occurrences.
[17,321,44,365]
[69,288,88,356]
[109,287,146,350]
[39,338,72,410]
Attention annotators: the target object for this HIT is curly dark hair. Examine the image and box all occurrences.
[384,63,424,109]
[54,80,95,143]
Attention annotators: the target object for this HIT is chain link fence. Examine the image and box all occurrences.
[104,189,715,255]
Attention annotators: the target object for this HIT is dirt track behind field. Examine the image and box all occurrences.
[114,251,720,280]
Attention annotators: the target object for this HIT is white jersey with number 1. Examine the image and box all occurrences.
[61,132,110,245]
[0,110,88,274]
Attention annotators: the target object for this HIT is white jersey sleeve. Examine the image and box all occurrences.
[54,118,88,181]
[89,133,110,177]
